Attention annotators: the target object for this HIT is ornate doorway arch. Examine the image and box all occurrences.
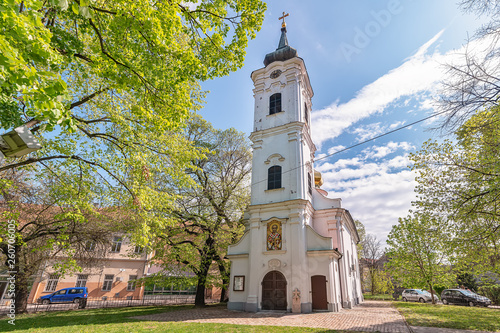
[261,270,287,310]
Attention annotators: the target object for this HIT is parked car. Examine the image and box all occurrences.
[441,289,491,307]
[39,287,88,304]
[401,289,439,303]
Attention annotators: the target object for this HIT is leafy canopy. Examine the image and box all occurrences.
[0,0,266,132]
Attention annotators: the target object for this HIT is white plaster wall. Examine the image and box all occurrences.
[252,60,312,133]
[229,258,249,303]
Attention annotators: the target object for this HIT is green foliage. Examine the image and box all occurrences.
[149,117,252,306]
[410,107,500,276]
[0,0,70,130]
[456,272,478,292]
[0,0,266,131]
[386,214,454,299]
[432,284,448,298]
[354,220,365,259]
[372,270,393,295]
[0,0,266,243]
[478,285,500,305]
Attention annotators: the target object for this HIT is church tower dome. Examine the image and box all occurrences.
[263,21,297,66]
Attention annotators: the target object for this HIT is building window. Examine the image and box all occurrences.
[308,173,312,195]
[111,236,122,253]
[269,93,282,115]
[45,274,60,292]
[85,241,95,251]
[102,274,114,291]
[134,245,144,254]
[76,274,88,288]
[304,103,309,124]
[267,165,282,190]
[127,275,138,291]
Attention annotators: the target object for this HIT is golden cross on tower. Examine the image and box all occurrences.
[279,11,289,28]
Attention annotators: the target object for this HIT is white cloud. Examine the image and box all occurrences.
[361,141,414,159]
[312,29,498,148]
[311,29,446,148]
[318,153,416,244]
[311,28,498,244]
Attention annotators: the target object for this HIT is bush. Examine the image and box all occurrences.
[478,285,500,305]
[433,284,448,297]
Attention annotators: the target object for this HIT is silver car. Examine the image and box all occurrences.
[402,289,439,303]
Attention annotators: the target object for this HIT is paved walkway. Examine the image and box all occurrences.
[134,300,497,332]
[134,300,410,332]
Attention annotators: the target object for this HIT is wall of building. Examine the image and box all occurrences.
[28,235,149,303]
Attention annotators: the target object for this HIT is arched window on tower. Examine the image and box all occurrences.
[304,103,310,124]
[308,172,313,195]
[267,165,282,190]
[269,93,282,115]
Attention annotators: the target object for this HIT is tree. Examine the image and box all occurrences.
[354,220,366,260]
[1,0,266,132]
[0,0,265,229]
[0,2,265,311]
[0,166,117,313]
[439,0,500,132]
[361,234,384,295]
[410,108,500,277]
[386,214,453,304]
[150,117,251,307]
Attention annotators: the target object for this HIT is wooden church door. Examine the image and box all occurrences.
[311,275,328,310]
[261,271,287,310]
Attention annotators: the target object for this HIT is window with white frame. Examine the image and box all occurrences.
[45,274,60,292]
[111,236,122,253]
[269,93,282,115]
[85,240,95,251]
[134,245,144,254]
[267,165,282,190]
[76,274,88,287]
[127,275,138,291]
[102,274,114,291]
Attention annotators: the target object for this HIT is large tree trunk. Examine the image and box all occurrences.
[217,259,230,303]
[194,264,211,307]
[369,267,377,295]
[194,245,214,307]
[428,282,436,304]
[14,248,30,314]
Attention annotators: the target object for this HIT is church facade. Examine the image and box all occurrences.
[227,19,363,313]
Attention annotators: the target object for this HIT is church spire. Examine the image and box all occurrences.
[263,12,297,67]
[277,12,289,49]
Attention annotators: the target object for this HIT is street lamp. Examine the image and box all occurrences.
[0,125,42,159]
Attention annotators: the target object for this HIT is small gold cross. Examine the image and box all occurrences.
[279,11,289,28]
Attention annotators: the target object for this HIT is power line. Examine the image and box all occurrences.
[314,109,449,163]
[250,109,449,188]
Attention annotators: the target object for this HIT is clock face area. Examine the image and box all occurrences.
[270,69,282,79]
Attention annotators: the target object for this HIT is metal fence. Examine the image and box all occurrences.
[0,294,219,315]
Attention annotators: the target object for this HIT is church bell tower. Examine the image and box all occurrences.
[227,13,363,313]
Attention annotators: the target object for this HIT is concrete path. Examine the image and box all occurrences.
[135,300,410,332]
[134,300,497,332]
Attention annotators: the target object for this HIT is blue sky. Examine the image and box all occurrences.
[199,0,490,245]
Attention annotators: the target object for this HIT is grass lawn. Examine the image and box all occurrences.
[0,304,353,333]
[394,302,500,332]
[362,293,394,301]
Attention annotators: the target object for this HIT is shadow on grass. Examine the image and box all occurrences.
[0,303,197,331]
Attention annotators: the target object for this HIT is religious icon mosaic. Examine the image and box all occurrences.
[267,221,282,250]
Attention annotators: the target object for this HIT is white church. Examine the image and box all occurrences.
[227,16,363,313]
